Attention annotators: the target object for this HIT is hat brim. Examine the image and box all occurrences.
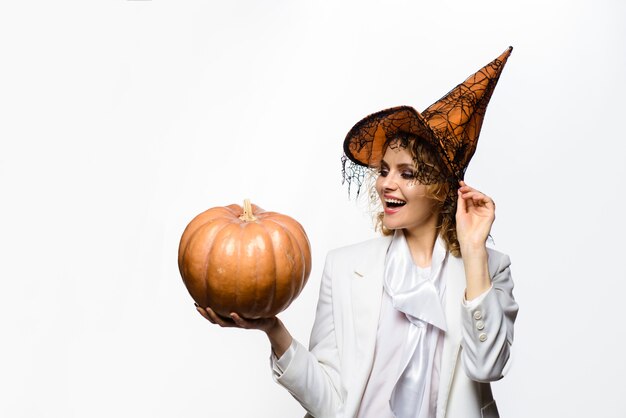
[343,106,442,169]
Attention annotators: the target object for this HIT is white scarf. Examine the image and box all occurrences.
[383,230,448,418]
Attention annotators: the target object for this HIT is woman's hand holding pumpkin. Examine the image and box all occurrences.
[195,304,278,332]
[195,304,293,358]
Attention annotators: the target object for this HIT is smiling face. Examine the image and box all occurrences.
[375,141,440,235]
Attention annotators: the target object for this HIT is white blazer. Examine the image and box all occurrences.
[272,236,518,418]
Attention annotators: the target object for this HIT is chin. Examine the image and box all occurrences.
[381,219,402,232]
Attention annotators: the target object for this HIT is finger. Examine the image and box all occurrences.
[206,307,236,327]
[459,190,480,203]
[465,194,476,209]
[458,181,476,193]
[476,196,495,208]
[229,313,250,329]
[459,182,485,197]
[459,188,482,201]
[194,303,212,320]
[461,192,489,205]
[195,305,215,323]
[458,182,471,192]
[460,191,493,206]
[457,189,467,213]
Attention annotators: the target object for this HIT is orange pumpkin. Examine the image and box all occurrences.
[178,199,311,319]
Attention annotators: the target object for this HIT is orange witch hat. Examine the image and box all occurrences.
[343,47,513,182]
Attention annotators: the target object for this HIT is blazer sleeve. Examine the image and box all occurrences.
[270,252,343,417]
[460,251,519,382]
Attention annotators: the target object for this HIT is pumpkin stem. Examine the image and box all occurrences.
[239,199,257,222]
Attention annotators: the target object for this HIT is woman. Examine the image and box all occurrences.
[196,47,518,418]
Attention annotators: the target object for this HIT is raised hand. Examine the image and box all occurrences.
[455,181,496,252]
[455,181,495,298]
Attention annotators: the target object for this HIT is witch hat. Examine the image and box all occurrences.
[343,47,513,181]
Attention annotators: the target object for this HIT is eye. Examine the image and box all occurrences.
[378,167,389,177]
[401,170,416,179]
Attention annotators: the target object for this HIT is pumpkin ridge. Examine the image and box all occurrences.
[179,211,220,265]
[257,221,277,317]
[206,222,240,314]
[197,221,219,308]
[272,213,311,276]
[244,221,277,318]
[224,204,244,217]
[184,219,226,305]
[234,222,243,314]
[264,216,309,299]
[264,218,302,310]
[242,221,257,317]
[179,209,241,267]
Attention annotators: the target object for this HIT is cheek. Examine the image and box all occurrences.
[404,183,427,198]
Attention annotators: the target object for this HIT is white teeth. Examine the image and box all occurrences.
[385,199,406,205]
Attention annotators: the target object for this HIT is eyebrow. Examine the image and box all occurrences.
[380,159,415,169]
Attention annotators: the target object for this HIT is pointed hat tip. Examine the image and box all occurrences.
[496,46,513,65]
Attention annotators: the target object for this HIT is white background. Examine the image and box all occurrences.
[1,1,625,417]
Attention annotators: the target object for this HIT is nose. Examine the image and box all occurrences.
[380,173,398,191]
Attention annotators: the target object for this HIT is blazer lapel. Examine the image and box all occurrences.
[436,255,465,418]
[345,236,392,416]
